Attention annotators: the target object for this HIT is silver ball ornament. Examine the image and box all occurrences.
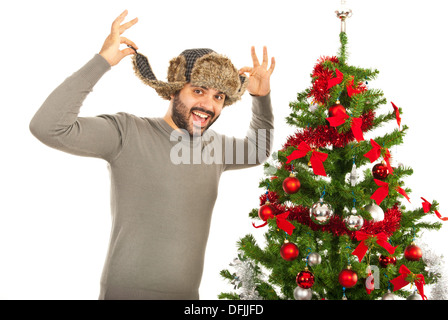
[382,290,396,300]
[407,292,422,300]
[344,211,364,231]
[310,198,334,225]
[307,252,322,267]
[364,203,384,222]
[293,286,312,300]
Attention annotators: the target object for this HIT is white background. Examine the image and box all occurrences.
[1,0,447,299]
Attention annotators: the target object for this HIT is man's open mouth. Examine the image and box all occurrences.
[191,110,211,128]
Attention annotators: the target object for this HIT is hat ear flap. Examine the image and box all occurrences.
[132,52,157,82]
[239,75,248,93]
[224,74,248,106]
[167,55,187,83]
[131,51,187,101]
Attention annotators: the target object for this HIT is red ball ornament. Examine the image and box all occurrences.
[328,102,347,118]
[379,255,397,268]
[282,174,301,194]
[338,268,358,288]
[296,268,315,289]
[258,202,275,221]
[372,162,390,180]
[404,243,422,261]
[280,241,299,261]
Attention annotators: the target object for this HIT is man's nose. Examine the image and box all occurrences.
[198,93,216,110]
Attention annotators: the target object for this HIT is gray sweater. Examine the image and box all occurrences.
[29,54,274,300]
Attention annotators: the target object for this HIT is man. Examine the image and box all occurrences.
[29,10,275,300]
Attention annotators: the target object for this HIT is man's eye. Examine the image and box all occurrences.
[194,89,203,94]
[215,95,224,100]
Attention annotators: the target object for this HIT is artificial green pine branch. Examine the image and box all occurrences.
[256,282,280,300]
[218,292,240,300]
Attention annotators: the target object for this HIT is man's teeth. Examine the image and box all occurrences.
[192,111,209,119]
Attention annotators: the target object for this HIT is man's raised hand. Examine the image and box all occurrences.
[239,46,275,97]
[99,10,139,66]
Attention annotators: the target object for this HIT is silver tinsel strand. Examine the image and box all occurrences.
[228,253,262,300]
[420,242,448,300]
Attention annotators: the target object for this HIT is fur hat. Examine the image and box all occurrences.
[132,48,247,106]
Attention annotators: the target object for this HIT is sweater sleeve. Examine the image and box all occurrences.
[222,93,274,171]
[29,54,127,162]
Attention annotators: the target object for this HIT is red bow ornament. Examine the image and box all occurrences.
[363,139,394,175]
[352,231,398,262]
[252,211,296,235]
[326,111,349,127]
[346,76,367,97]
[326,113,364,142]
[327,68,344,90]
[391,102,401,129]
[364,139,382,163]
[370,179,389,205]
[286,141,328,176]
[421,197,448,221]
[275,211,296,235]
[390,265,427,300]
[370,179,410,205]
[350,117,364,142]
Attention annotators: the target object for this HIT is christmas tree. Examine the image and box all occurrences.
[219,8,446,300]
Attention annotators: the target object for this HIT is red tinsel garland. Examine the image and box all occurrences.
[259,193,402,239]
[283,110,374,150]
[308,56,340,104]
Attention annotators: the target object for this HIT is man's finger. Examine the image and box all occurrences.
[111,10,128,32]
[251,46,260,67]
[120,47,137,58]
[261,46,269,67]
[119,17,139,35]
[268,57,276,74]
[239,66,253,75]
[120,36,138,50]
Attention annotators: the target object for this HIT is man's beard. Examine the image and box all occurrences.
[171,93,219,137]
